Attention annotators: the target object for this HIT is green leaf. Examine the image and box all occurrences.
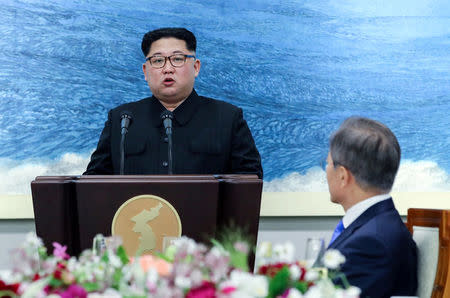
[268,266,290,298]
[48,278,63,288]
[117,246,130,264]
[229,251,249,271]
[82,282,101,292]
[293,281,309,294]
[38,246,48,259]
[211,239,225,251]
[112,270,123,289]
[155,251,172,263]
[101,251,109,263]
[0,290,18,297]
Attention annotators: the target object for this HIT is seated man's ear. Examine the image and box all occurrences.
[338,166,352,188]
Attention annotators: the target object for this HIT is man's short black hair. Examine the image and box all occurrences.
[141,27,197,57]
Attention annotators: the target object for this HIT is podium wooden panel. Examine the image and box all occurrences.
[31,175,262,262]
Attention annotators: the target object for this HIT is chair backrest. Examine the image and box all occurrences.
[406,208,450,298]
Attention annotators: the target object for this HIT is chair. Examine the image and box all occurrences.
[406,208,450,298]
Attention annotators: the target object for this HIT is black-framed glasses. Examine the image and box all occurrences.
[320,157,346,171]
[145,54,196,68]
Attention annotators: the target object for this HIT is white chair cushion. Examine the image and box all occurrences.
[413,226,439,298]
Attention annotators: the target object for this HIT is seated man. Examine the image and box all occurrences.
[326,117,417,297]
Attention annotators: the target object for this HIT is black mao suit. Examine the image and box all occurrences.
[84,90,263,178]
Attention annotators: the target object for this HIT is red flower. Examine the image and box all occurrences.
[0,279,20,295]
[299,265,307,281]
[53,270,63,279]
[258,262,288,277]
[186,281,216,298]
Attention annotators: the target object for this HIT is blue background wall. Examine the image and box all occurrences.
[1,0,449,194]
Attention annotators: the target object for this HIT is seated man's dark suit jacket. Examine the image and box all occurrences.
[84,90,263,178]
[328,198,417,298]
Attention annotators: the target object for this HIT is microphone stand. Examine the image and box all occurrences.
[120,112,132,175]
[160,111,174,174]
[120,132,126,175]
[167,130,173,174]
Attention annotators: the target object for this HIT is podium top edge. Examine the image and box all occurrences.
[32,174,261,182]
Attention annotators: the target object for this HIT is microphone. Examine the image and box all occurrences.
[160,110,173,136]
[160,110,174,174]
[120,111,133,175]
[120,111,133,135]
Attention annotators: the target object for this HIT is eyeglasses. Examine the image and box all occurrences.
[320,157,346,171]
[145,54,196,69]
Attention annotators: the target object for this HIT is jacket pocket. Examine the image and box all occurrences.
[124,139,147,156]
[189,129,224,155]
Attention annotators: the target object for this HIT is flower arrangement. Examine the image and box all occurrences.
[0,233,360,298]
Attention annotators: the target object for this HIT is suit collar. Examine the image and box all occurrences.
[172,89,202,126]
[148,89,202,127]
[149,95,167,127]
[328,198,396,249]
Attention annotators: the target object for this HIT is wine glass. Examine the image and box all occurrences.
[304,237,325,267]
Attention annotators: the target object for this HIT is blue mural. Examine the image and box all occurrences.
[0,0,449,194]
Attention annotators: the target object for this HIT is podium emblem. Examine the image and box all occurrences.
[111,194,182,256]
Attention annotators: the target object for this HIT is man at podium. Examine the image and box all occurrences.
[84,27,262,178]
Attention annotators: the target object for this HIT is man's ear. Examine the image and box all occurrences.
[338,166,351,188]
[193,59,201,77]
[142,63,149,81]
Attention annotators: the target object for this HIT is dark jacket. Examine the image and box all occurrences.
[84,90,263,178]
[328,198,417,298]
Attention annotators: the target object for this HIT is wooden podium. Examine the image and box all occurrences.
[31,175,262,263]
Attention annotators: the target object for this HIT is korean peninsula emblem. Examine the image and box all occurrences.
[111,194,182,256]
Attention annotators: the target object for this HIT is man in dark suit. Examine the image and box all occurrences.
[325,117,417,298]
[84,28,262,178]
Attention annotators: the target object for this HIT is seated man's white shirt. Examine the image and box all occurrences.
[342,193,391,228]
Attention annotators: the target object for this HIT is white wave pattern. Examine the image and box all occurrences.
[264,160,450,192]
[0,153,90,195]
[0,155,449,195]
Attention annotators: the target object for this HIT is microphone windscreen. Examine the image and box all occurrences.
[120,110,133,130]
[160,110,173,120]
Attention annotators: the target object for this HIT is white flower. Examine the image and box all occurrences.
[304,270,319,281]
[289,264,301,280]
[304,279,336,298]
[273,242,295,263]
[322,249,346,270]
[173,236,197,254]
[227,270,268,297]
[67,257,78,271]
[343,286,361,298]
[256,241,272,258]
[88,288,122,297]
[286,288,304,298]
[21,277,50,298]
[108,254,122,268]
[25,232,43,248]
[175,276,192,289]
[0,270,22,284]
[146,267,158,284]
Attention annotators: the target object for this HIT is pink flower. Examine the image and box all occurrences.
[221,286,236,294]
[233,241,249,254]
[186,280,216,298]
[52,242,70,260]
[60,284,87,298]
